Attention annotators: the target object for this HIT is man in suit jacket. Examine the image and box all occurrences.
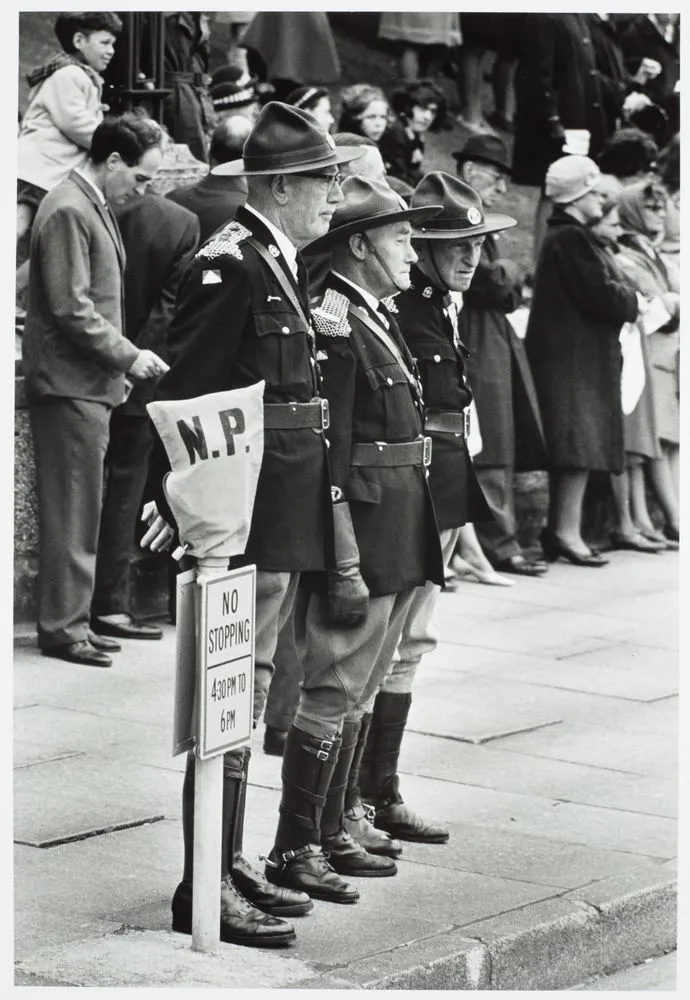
[166,115,251,241]
[22,112,166,668]
[91,193,200,640]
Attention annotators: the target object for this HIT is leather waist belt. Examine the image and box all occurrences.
[350,437,432,468]
[424,410,470,436]
[263,399,329,430]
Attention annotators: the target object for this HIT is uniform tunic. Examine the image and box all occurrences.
[149,204,332,572]
[313,271,443,596]
[394,265,492,530]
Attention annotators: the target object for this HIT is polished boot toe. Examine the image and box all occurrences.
[263,726,288,757]
[171,878,296,947]
[91,614,163,639]
[374,802,449,844]
[323,830,397,877]
[264,844,359,904]
[87,630,121,652]
[232,855,313,916]
[343,803,402,858]
[41,640,112,668]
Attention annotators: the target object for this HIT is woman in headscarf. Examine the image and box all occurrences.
[614,178,680,544]
[591,176,666,552]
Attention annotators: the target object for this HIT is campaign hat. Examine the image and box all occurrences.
[212,101,362,177]
[411,171,516,239]
[304,176,441,252]
[452,133,512,175]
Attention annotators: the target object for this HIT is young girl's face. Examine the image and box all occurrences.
[409,102,437,134]
[358,99,389,142]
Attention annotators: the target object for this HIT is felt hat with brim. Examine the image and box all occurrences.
[212,101,362,177]
[304,176,442,252]
[452,133,512,175]
[411,171,517,239]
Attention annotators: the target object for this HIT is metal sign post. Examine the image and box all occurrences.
[190,560,256,952]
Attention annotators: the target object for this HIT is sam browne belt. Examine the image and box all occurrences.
[424,410,470,436]
[263,399,329,430]
[350,436,432,468]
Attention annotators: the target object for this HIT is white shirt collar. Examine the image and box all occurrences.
[74,166,106,205]
[244,204,298,279]
[647,14,675,43]
[332,271,388,326]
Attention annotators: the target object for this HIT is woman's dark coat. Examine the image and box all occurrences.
[524,211,638,473]
[512,13,607,187]
[458,236,547,472]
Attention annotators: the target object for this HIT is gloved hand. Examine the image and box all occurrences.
[327,502,369,628]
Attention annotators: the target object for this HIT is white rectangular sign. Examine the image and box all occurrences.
[197,565,256,759]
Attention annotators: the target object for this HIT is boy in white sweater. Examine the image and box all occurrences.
[17,11,122,290]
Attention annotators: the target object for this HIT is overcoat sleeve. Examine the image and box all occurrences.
[550,227,639,326]
[463,257,523,313]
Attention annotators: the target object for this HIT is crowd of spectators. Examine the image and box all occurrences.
[16,11,680,653]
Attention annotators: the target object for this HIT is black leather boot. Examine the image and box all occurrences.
[227,748,313,917]
[264,726,359,904]
[362,692,449,844]
[171,751,297,946]
[343,711,403,858]
[322,718,397,877]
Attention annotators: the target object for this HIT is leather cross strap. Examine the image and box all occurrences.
[424,410,470,436]
[350,437,432,468]
[348,302,419,391]
[247,236,311,332]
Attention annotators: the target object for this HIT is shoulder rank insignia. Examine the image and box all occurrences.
[312,288,352,337]
[381,295,399,314]
[196,221,252,262]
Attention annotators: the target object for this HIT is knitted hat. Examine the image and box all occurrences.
[544,155,601,204]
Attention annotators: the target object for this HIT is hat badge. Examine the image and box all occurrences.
[467,207,482,225]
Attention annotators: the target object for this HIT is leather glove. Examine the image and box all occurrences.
[327,502,369,628]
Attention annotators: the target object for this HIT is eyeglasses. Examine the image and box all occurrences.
[294,171,342,192]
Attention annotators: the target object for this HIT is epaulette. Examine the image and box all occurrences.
[312,288,351,337]
[196,221,252,262]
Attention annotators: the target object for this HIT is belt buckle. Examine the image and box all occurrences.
[422,436,432,467]
[464,410,471,437]
[320,398,330,431]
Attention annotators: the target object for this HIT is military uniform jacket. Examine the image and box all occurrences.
[394,265,492,530]
[313,271,443,597]
[148,205,332,572]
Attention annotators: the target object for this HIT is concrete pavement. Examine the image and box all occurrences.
[14,547,678,988]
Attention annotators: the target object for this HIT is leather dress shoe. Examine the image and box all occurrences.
[91,614,163,640]
[232,855,313,917]
[41,640,112,668]
[343,802,402,858]
[494,554,548,576]
[263,725,288,757]
[323,830,397,877]
[171,877,296,947]
[264,844,359,904]
[87,630,121,652]
[374,802,449,844]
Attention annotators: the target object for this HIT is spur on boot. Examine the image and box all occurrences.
[344,801,403,858]
[171,878,296,947]
[232,855,313,917]
[322,829,397,877]
[264,844,359,904]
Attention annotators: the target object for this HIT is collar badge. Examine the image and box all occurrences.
[422,286,433,298]
[268,244,280,257]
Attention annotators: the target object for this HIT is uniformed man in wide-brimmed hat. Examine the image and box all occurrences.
[144,102,362,948]
[356,173,518,848]
[261,176,446,903]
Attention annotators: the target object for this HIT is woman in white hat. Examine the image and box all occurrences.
[525,155,640,566]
